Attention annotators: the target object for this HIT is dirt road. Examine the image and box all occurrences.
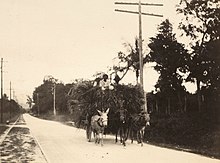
[23,114,220,163]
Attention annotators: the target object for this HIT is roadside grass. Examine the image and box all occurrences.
[0,126,47,163]
[145,112,220,159]
[0,113,20,136]
[0,126,9,135]
[0,115,46,162]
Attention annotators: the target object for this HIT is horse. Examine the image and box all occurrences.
[129,111,150,146]
[88,108,110,146]
[115,109,129,146]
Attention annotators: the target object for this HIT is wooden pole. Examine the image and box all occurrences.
[9,81,11,118]
[53,83,56,115]
[0,58,3,123]
[138,0,147,112]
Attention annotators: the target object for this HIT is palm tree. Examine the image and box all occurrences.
[26,95,33,110]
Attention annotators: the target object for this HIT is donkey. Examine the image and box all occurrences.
[129,112,150,146]
[88,108,110,146]
[115,109,129,146]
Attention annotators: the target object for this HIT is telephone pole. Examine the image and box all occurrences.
[37,93,40,116]
[1,58,3,123]
[9,81,12,118]
[53,83,56,116]
[115,1,163,112]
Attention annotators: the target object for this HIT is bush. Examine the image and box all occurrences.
[145,112,220,158]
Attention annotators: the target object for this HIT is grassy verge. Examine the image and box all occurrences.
[0,126,47,163]
[0,113,20,136]
[0,126,9,136]
[145,112,220,159]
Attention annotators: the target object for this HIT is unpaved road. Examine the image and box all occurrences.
[23,114,220,163]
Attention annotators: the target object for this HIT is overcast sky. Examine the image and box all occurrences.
[0,0,195,107]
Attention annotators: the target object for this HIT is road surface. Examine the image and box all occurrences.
[23,114,220,163]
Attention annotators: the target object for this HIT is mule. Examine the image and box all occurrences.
[129,112,150,146]
[88,108,110,146]
[115,109,128,146]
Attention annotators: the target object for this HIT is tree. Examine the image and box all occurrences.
[177,0,220,112]
[26,95,33,110]
[111,38,149,84]
[32,76,57,114]
[148,19,189,113]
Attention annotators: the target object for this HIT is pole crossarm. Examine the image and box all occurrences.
[115,9,163,17]
[115,2,163,6]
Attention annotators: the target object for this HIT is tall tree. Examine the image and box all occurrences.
[148,19,189,113]
[177,0,220,111]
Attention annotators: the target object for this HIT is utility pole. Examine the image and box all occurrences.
[9,81,11,118]
[37,93,40,116]
[0,58,3,123]
[115,1,163,112]
[53,83,56,116]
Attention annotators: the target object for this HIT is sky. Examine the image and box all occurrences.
[0,0,196,107]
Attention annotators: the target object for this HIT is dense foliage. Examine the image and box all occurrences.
[0,94,23,123]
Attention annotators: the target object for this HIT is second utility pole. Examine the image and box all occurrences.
[0,58,3,123]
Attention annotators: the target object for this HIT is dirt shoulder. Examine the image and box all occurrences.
[0,115,47,163]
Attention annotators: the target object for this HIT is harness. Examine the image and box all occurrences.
[96,117,107,128]
[97,118,104,127]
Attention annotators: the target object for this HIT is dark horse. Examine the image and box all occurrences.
[87,108,110,146]
[115,109,128,146]
[129,111,150,146]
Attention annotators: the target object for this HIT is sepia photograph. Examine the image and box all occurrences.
[0,0,219,162]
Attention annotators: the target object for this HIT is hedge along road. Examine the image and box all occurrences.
[23,114,219,163]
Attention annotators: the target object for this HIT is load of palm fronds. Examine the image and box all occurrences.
[67,80,144,128]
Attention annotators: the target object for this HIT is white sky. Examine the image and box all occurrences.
[0,0,196,107]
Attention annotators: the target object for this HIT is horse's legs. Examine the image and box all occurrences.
[87,126,92,142]
[121,126,126,146]
[115,129,118,143]
[100,132,103,146]
[141,127,146,146]
[140,129,144,146]
[125,127,130,141]
[131,129,134,144]
[119,128,123,144]
[94,132,98,144]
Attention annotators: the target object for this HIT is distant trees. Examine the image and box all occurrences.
[0,94,22,122]
[31,76,70,115]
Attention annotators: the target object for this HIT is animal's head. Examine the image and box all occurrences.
[97,108,110,127]
[118,109,127,124]
[140,111,150,126]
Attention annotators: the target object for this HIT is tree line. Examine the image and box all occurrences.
[0,94,23,123]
